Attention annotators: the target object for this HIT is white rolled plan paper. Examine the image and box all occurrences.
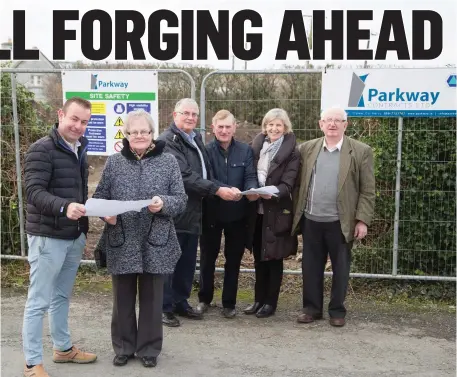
[239,186,279,197]
[84,198,154,217]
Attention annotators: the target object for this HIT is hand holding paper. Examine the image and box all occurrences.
[104,216,117,225]
[239,186,279,197]
[84,198,153,217]
[246,192,259,201]
[66,203,86,220]
[216,187,238,201]
[231,187,243,201]
[148,196,163,213]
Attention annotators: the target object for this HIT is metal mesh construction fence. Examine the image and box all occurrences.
[1,68,195,259]
[199,70,456,281]
[1,68,455,281]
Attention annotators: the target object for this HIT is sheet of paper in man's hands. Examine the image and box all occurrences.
[239,186,279,197]
[84,198,153,217]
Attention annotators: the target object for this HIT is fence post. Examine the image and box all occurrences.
[200,76,206,143]
[10,73,26,257]
[156,68,196,99]
[199,71,218,143]
[392,116,403,276]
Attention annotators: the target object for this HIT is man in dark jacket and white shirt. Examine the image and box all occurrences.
[158,99,238,327]
[22,97,97,377]
[197,110,258,318]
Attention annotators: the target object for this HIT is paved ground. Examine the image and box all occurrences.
[1,289,455,377]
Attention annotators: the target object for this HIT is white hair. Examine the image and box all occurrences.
[174,98,199,113]
[261,108,293,134]
[320,107,348,121]
[123,109,155,134]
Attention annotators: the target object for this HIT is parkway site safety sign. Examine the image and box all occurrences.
[62,70,158,155]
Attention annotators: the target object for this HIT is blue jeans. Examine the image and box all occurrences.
[163,233,199,313]
[22,233,86,365]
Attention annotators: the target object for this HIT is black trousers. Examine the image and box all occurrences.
[163,233,199,313]
[301,217,352,319]
[198,219,246,309]
[253,215,283,308]
[111,273,164,357]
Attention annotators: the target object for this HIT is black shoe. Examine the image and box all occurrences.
[221,308,236,319]
[141,356,157,368]
[162,312,180,327]
[113,354,134,366]
[255,304,275,318]
[175,306,203,319]
[243,302,261,315]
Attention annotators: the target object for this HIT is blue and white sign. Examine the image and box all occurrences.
[127,103,151,113]
[114,103,125,114]
[88,115,106,127]
[321,68,456,117]
[85,127,107,140]
[87,140,107,153]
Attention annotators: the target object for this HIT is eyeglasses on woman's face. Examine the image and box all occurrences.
[127,130,152,138]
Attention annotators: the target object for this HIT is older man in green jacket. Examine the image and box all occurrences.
[292,106,375,327]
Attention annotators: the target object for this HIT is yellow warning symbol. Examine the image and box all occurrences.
[114,117,124,126]
[114,130,125,139]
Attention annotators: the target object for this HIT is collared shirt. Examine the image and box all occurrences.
[177,128,207,179]
[323,137,343,153]
[62,137,81,159]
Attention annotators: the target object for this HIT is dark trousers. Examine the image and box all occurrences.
[301,217,352,319]
[253,215,284,308]
[111,273,164,357]
[163,232,199,313]
[198,219,246,309]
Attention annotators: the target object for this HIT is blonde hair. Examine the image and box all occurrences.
[261,108,292,134]
[212,109,235,125]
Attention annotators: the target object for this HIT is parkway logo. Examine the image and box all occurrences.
[347,72,441,107]
[90,74,129,90]
[348,72,369,107]
[90,74,98,89]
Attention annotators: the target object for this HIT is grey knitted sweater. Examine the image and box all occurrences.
[93,139,187,275]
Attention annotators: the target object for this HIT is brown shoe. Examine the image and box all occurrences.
[329,317,346,327]
[297,313,322,323]
[52,346,97,364]
[23,364,50,377]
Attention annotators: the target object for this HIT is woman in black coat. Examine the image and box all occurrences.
[244,108,300,318]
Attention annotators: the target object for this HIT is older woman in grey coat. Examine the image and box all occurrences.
[93,109,187,368]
